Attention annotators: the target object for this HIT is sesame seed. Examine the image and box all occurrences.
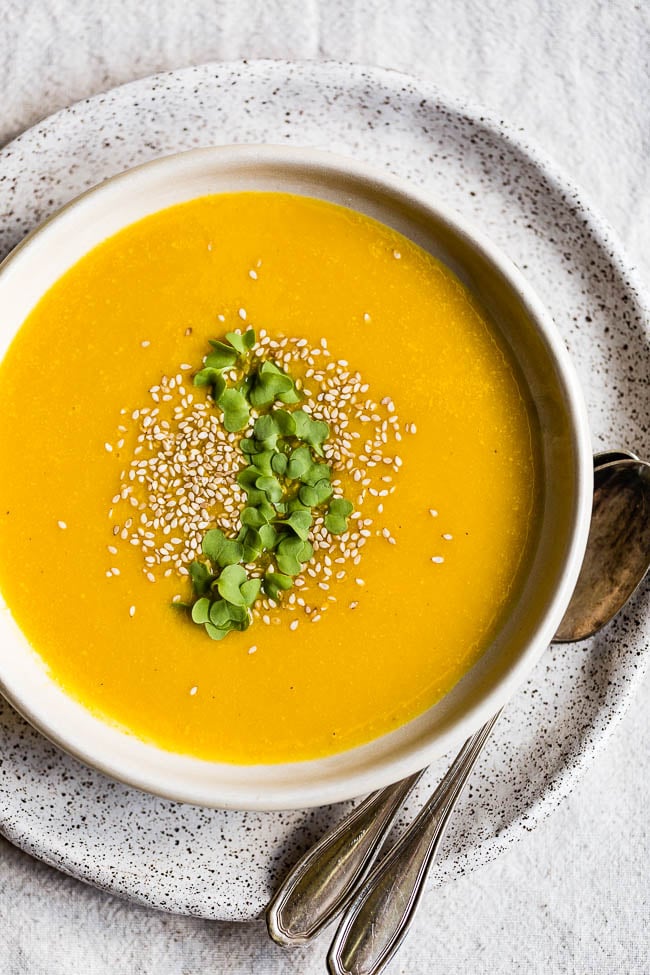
[289,620,299,631]
[363,313,371,323]
[249,269,258,280]
[442,533,453,540]
[189,686,198,696]
[57,520,67,530]
[431,556,444,564]
[104,443,113,452]
[141,340,150,348]
[248,645,257,654]
[393,249,401,259]
[429,509,438,517]
[238,308,247,321]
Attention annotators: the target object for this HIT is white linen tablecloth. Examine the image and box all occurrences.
[1,1,649,972]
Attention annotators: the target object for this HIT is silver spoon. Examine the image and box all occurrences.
[267,454,650,971]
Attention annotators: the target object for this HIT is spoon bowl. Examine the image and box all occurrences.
[555,458,650,641]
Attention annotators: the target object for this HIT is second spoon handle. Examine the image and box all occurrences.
[266,768,424,945]
[327,711,501,975]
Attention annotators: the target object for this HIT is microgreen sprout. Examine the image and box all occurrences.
[184,328,356,641]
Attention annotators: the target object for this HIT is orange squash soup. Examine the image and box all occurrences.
[0,193,539,764]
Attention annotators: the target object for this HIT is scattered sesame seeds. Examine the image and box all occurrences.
[107,329,407,631]
[57,520,67,530]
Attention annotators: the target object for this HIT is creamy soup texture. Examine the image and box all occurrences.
[0,192,539,763]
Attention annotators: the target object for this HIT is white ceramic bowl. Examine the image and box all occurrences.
[0,146,592,810]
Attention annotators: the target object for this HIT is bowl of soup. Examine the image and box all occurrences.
[0,146,592,809]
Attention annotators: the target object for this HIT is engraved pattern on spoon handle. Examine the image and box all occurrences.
[266,769,424,946]
[327,712,501,975]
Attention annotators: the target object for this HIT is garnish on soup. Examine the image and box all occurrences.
[107,325,405,640]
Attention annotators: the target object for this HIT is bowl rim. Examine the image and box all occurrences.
[0,144,593,810]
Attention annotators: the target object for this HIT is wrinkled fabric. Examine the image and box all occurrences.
[1,1,649,973]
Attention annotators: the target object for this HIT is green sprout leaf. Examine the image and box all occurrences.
[189,561,213,596]
[255,474,283,503]
[329,498,354,518]
[216,564,249,606]
[201,528,225,562]
[325,497,354,535]
[286,509,312,541]
[273,409,297,436]
[225,328,256,354]
[250,450,276,476]
[208,599,231,628]
[206,341,239,369]
[263,572,294,601]
[293,411,329,455]
[258,523,278,550]
[240,578,261,606]
[286,445,312,480]
[241,505,268,528]
[299,478,333,507]
[184,328,359,643]
[193,368,226,394]
[191,597,212,624]
[240,526,263,562]
[205,621,231,641]
[271,452,288,476]
[253,414,279,442]
[249,361,297,408]
[202,529,243,567]
[217,387,250,432]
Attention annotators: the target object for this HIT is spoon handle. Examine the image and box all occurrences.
[327,711,500,975]
[266,769,424,945]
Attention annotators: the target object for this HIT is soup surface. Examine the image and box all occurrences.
[0,192,539,763]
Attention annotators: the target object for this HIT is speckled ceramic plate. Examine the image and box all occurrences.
[0,60,648,922]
